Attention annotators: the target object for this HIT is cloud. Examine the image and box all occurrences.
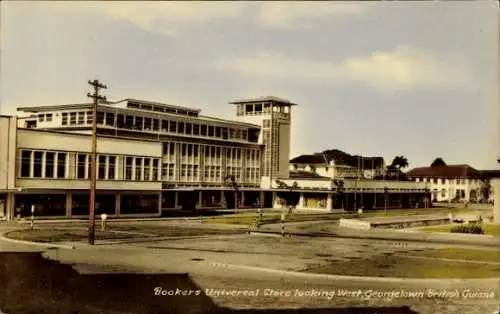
[216,46,474,91]
[30,2,249,36]
[257,2,369,29]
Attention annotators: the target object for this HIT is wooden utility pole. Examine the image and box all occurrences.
[87,79,107,245]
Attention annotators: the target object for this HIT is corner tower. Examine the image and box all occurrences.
[230,96,297,187]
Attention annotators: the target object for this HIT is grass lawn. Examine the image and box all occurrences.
[6,228,135,243]
[6,226,244,243]
[303,254,500,278]
[202,206,487,226]
[408,247,500,263]
[417,223,500,236]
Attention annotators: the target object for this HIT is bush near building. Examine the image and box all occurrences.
[450,223,484,235]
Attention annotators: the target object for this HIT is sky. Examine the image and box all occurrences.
[1,1,499,169]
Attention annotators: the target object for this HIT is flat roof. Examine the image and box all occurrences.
[229,96,298,106]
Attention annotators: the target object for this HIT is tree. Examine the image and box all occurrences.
[225,175,240,210]
[390,156,409,170]
[480,179,491,201]
[275,180,300,211]
[431,158,446,167]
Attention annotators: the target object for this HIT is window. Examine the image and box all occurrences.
[201,125,207,136]
[433,178,438,184]
[178,122,185,134]
[162,164,168,179]
[117,114,124,128]
[38,114,45,122]
[222,128,228,139]
[45,152,55,178]
[169,142,175,155]
[57,153,66,178]
[152,119,159,131]
[46,114,53,122]
[69,112,77,125]
[193,124,199,136]
[193,144,198,158]
[107,156,116,180]
[135,158,143,180]
[144,118,152,130]
[215,127,221,138]
[144,158,151,181]
[62,113,68,125]
[193,165,198,179]
[441,178,445,184]
[105,113,115,126]
[208,126,214,137]
[169,121,177,133]
[87,111,93,124]
[125,157,133,180]
[78,112,85,125]
[135,117,143,130]
[182,144,187,156]
[21,150,31,177]
[33,151,43,177]
[96,112,105,125]
[77,154,86,179]
[161,120,168,132]
[185,123,192,135]
[241,130,247,140]
[152,159,159,181]
[98,155,106,180]
[125,115,134,129]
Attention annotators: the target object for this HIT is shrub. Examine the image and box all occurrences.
[450,223,484,235]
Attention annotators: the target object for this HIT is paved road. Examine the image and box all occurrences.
[1,221,499,314]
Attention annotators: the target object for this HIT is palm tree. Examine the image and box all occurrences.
[391,156,409,170]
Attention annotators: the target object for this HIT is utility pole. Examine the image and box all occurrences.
[87,79,107,245]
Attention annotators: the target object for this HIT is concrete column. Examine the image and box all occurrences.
[298,192,304,209]
[115,192,121,216]
[493,178,500,224]
[272,192,278,209]
[259,191,264,208]
[6,193,15,221]
[240,191,245,208]
[157,192,162,216]
[65,191,72,218]
[326,193,333,211]
[174,191,179,209]
[198,191,203,208]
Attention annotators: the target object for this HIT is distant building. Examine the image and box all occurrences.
[289,149,386,180]
[407,164,485,202]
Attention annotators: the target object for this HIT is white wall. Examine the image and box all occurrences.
[0,116,17,191]
[17,129,162,157]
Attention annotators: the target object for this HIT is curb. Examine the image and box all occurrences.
[208,262,500,284]
[0,232,76,250]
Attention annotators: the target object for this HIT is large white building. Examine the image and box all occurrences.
[0,95,431,219]
[407,165,486,203]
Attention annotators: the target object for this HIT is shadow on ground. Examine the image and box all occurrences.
[0,252,419,314]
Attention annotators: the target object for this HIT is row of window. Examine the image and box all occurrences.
[235,103,290,116]
[38,113,53,122]
[124,157,160,181]
[20,150,67,178]
[76,154,117,180]
[414,177,481,185]
[19,149,259,183]
[61,110,260,142]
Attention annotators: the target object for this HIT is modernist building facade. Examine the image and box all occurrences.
[0,96,431,219]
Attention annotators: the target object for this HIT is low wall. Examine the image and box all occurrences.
[338,218,371,230]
